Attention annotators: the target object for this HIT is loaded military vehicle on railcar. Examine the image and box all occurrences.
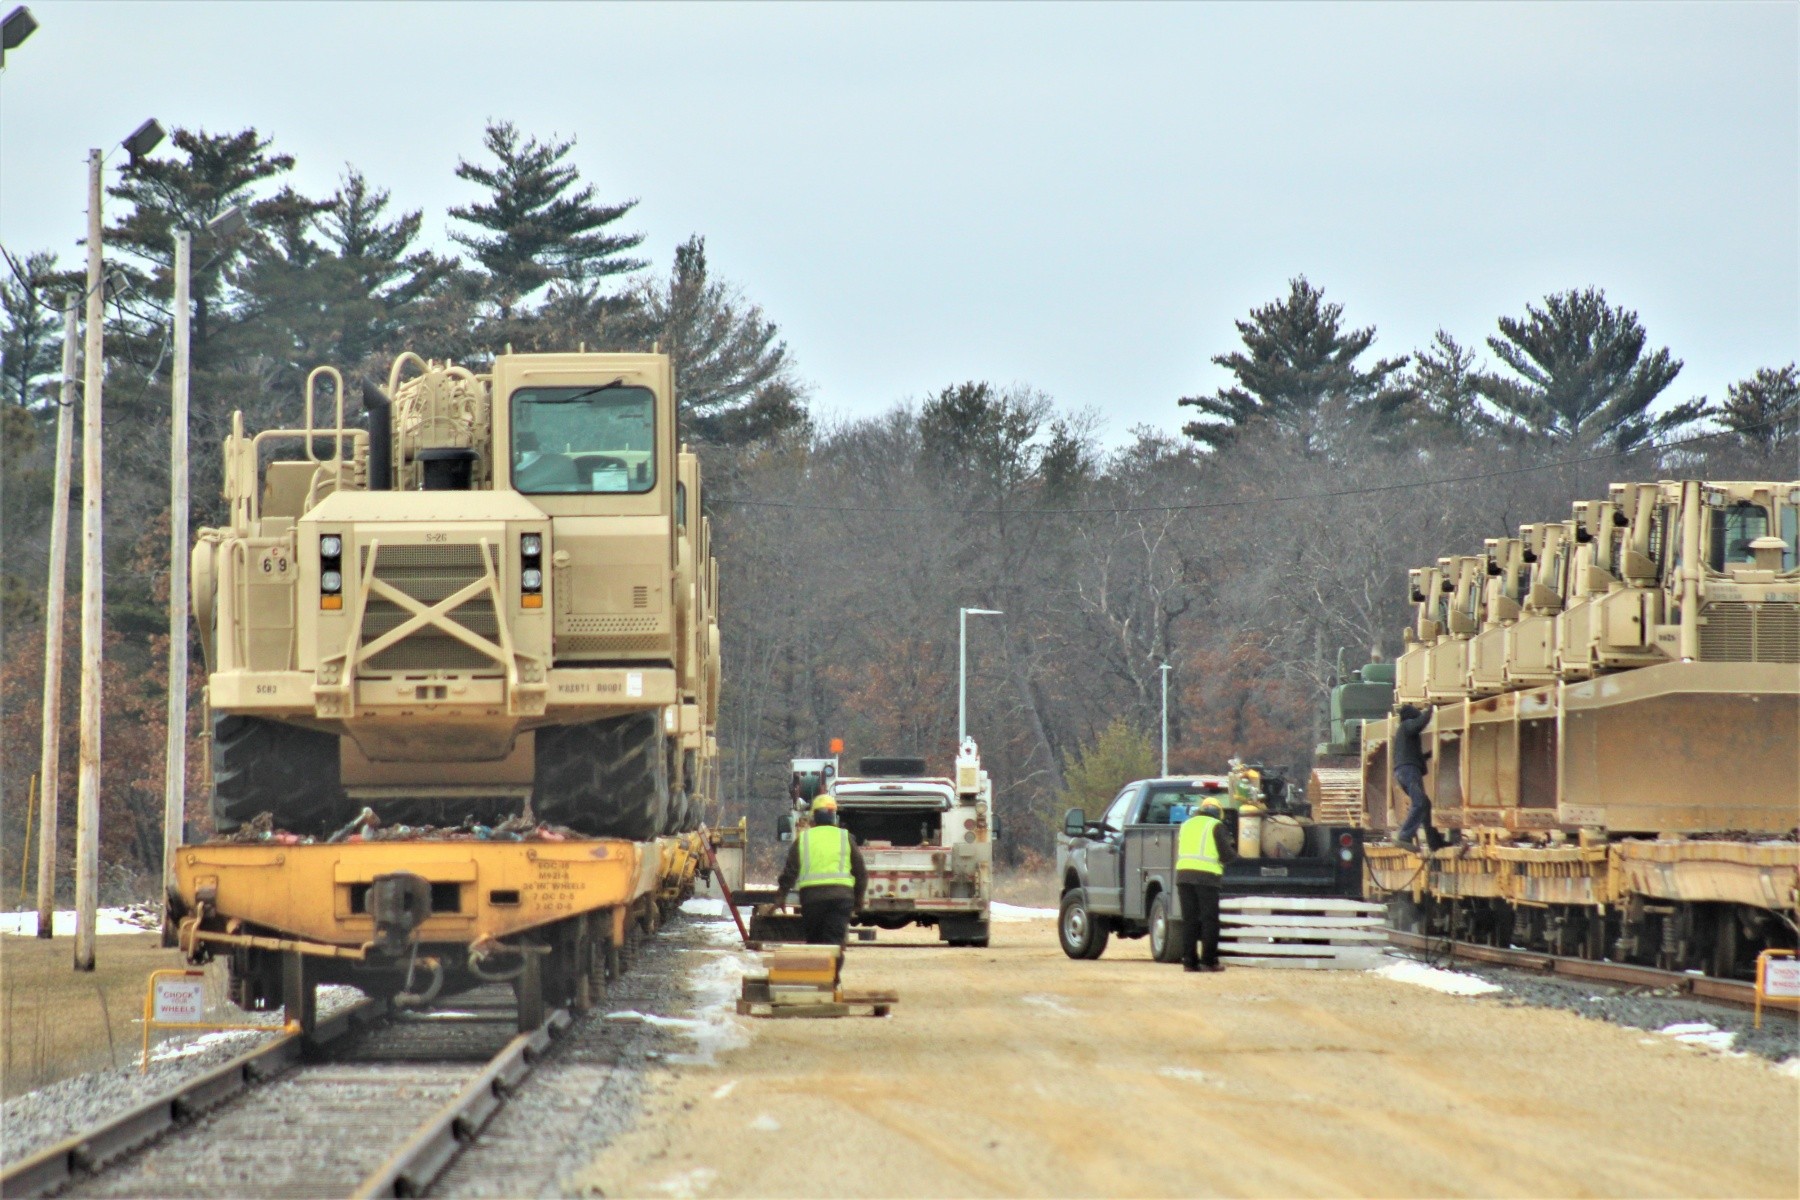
[1055,771,1365,961]
[191,351,720,840]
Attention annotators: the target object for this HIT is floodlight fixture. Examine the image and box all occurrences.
[1,6,37,66]
[123,119,164,163]
[206,205,248,238]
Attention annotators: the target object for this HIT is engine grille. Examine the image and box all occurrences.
[360,544,498,671]
[1698,601,1800,663]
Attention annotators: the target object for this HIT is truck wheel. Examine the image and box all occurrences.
[1058,889,1109,960]
[534,714,670,839]
[1149,893,1185,963]
[211,714,348,835]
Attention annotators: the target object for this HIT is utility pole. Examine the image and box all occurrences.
[35,301,77,938]
[73,148,104,971]
[1159,662,1171,777]
[162,230,191,897]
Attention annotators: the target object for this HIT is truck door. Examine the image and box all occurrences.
[1085,785,1140,913]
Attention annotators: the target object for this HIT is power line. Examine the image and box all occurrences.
[710,419,1788,518]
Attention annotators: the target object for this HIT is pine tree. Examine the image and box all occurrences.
[1179,276,1408,451]
[1380,330,1497,444]
[318,170,459,363]
[1474,288,1697,450]
[449,122,646,320]
[1711,364,1799,451]
[599,236,805,444]
[1,250,63,412]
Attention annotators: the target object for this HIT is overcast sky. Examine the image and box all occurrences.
[2,2,1795,443]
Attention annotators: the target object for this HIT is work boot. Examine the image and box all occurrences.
[1199,962,1224,972]
[1182,962,1201,973]
[1391,832,1416,849]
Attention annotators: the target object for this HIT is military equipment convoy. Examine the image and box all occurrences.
[1359,479,1799,977]
[192,351,719,841]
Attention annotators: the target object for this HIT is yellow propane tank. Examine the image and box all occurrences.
[1237,803,1264,859]
[1261,815,1307,859]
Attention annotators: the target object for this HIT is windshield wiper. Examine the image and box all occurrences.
[530,378,631,404]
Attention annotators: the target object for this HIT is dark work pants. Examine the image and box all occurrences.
[1394,764,1442,848]
[799,895,854,945]
[1177,880,1221,968]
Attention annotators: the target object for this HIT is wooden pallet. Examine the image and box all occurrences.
[1218,895,1386,970]
[736,988,897,1019]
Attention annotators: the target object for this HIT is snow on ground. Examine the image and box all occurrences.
[1371,960,1503,996]
[1776,1057,1800,1079]
[990,902,1058,922]
[1656,1021,1739,1053]
[0,906,158,936]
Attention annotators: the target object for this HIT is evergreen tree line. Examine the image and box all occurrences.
[2,124,1794,883]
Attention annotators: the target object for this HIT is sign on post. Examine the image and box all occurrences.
[140,968,269,1071]
[1754,949,1800,1029]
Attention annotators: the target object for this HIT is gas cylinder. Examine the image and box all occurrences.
[1237,802,1264,859]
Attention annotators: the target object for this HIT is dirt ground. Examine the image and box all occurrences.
[576,915,1800,1199]
[0,933,201,1096]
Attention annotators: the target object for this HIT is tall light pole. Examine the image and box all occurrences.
[161,229,192,897]
[957,607,1002,745]
[1159,662,1171,777]
[74,119,162,970]
[35,301,76,938]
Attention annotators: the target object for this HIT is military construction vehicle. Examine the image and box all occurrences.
[192,351,720,840]
[1362,478,1799,977]
[1056,770,1365,961]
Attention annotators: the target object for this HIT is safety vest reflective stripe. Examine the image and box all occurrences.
[796,825,855,889]
[1176,815,1224,875]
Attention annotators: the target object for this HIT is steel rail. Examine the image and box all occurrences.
[1385,929,1794,1018]
[0,998,387,1198]
[351,1008,572,1199]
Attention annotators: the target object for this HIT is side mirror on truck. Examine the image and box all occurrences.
[1062,807,1086,838]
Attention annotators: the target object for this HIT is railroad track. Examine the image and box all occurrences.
[1385,928,1793,1018]
[3,987,572,1199]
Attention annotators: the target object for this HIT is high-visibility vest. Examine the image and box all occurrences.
[1177,814,1224,875]
[796,825,855,890]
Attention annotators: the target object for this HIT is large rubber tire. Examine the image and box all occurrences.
[1058,889,1109,960]
[211,714,348,835]
[533,714,670,839]
[1149,892,1183,963]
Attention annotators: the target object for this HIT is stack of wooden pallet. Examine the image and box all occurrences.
[736,945,897,1018]
[1308,766,1364,828]
[1219,896,1387,969]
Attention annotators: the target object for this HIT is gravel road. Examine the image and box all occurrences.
[575,915,1800,1199]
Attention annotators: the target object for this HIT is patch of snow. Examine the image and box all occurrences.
[1656,1021,1738,1053]
[1774,1057,1800,1079]
[748,1113,781,1132]
[1371,961,1502,997]
[989,902,1057,922]
[653,1167,718,1198]
[1020,993,1078,1015]
[0,907,158,936]
[680,898,728,917]
[1157,1065,1219,1086]
[148,1028,264,1063]
[710,1080,738,1100]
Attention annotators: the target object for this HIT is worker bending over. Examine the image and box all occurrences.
[775,793,868,945]
[1176,798,1237,972]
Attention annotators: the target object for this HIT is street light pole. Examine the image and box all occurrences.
[34,300,76,938]
[957,607,1002,745]
[73,148,104,971]
[162,229,191,897]
[1159,663,1171,777]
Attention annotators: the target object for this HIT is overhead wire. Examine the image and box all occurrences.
[710,416,1789,519]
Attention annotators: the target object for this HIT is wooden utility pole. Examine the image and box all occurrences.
[35,300,77,938]
[74,148,104,971]
[162,230,191,896]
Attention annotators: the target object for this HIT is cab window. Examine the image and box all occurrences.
[1709,503,1770,570]
[511,385,656,495]
[1100,787,1139,831]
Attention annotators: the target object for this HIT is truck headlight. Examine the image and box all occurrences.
[320,569,343,594]
[319,534,343,559]
[520,533,542,557]
[521,567,543,591]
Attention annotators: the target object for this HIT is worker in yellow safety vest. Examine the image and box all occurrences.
[1176,798,1237,972]
[775,793,868,945]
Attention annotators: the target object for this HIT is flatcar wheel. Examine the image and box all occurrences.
[515,952,545,1033]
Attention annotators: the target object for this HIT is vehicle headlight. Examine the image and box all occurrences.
[521,567,543,590]
[320,535,342,559]
[520,533,542,557]
[321,569,343,593]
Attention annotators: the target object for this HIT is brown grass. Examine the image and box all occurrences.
[0,932,223,1097]
[991,868,1060,908]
